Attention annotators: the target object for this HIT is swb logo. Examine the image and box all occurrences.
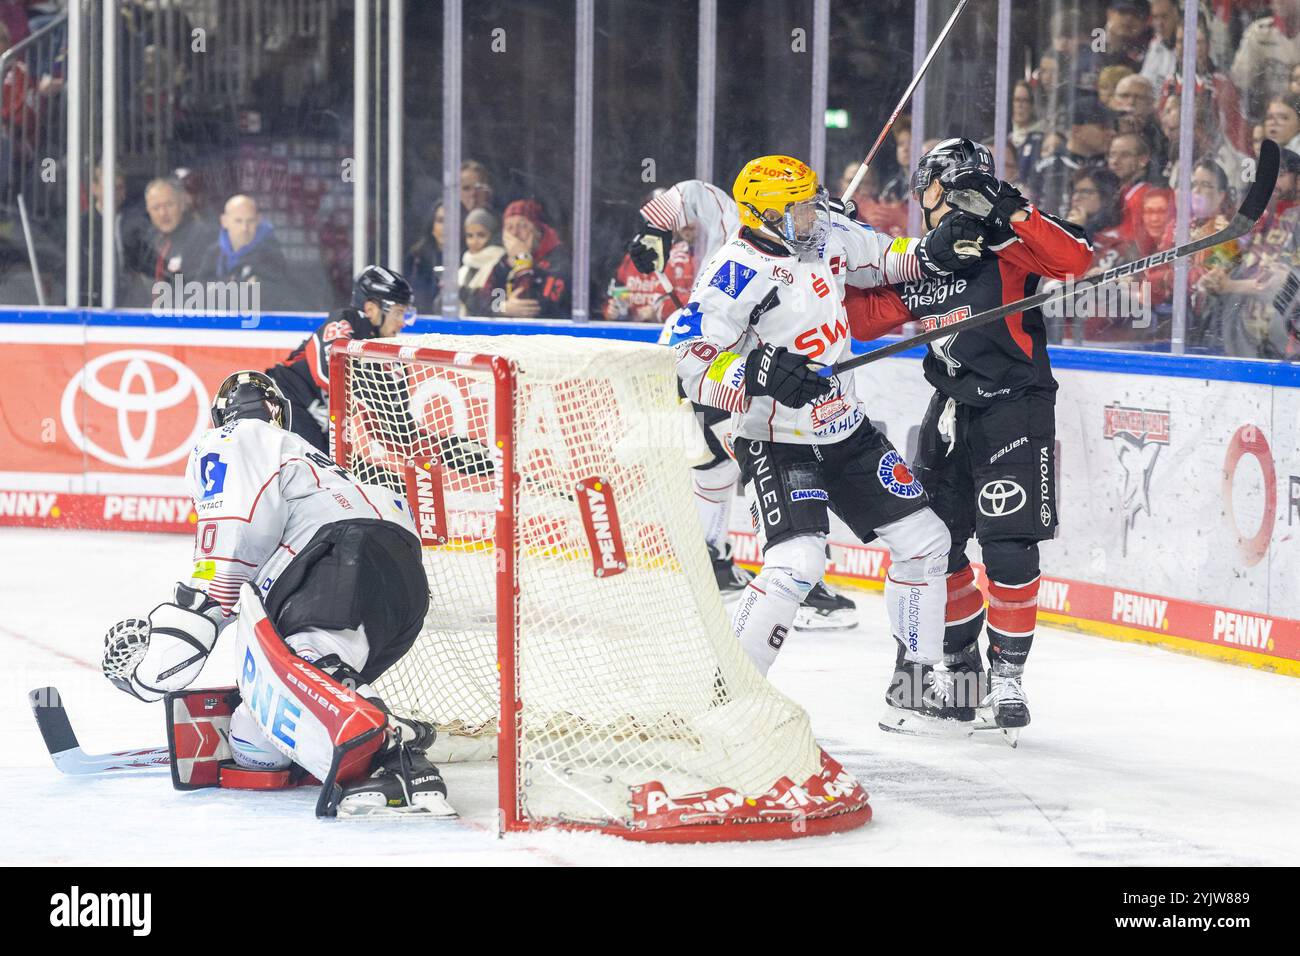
[49,886,151,936]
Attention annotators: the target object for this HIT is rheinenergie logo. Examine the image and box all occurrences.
[49,886,151,936]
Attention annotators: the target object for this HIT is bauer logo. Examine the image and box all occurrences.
[49,886,151,936]
[575,477,628,578]
[709,260,756,299]
[877,450,923,498]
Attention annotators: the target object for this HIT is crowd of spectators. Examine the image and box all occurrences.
[827,0,1300,359]
[2,0,1299,360]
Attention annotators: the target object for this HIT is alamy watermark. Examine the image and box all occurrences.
[1042,275,1152,329]
[152,274,262,328]
[49,886,151,936]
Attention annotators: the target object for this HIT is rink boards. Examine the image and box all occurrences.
[0,310,1296,675]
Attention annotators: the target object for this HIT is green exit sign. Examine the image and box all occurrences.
[825,109,849,129]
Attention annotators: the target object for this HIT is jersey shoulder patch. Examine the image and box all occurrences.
[708,259,758,299]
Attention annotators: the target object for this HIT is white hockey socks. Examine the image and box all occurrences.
[732,535,825,676]
[876,509,950,665]
[693,456,740,555]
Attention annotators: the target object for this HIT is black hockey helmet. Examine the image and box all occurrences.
[352,265,415,311]
[910,137,995,196]
[211,370,291,430]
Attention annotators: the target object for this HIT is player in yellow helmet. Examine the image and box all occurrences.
[732,155,830,255]
[673,152,986,734]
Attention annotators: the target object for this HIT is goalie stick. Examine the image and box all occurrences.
[823,139,1280,376]
[28,686,170,775]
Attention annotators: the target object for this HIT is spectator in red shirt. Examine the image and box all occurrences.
[1107,132,1155,236]
[470,199,570,319]
[1138,186,1174,255]
[1066,168,1144,341]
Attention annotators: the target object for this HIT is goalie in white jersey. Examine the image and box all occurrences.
[674,155,983,728]
[627,178,859,629]
[101,371,454,816]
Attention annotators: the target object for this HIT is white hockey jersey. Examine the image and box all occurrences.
[640,179,739,278]
[673,214,923,445]
[186,418,416,619]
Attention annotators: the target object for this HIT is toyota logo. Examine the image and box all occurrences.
[978,479,1026,517]
[61,350,208,469]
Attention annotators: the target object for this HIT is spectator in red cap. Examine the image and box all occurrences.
[469,198,570,319]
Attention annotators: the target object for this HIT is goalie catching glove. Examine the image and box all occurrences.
[626,221,674,274]
[744,342,834,408]
[103,583,223,702]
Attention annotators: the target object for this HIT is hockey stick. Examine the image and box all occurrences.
[840,0,975,202]
[823,139,1280,376]
[656,270,686,311]
[28,686,170,775]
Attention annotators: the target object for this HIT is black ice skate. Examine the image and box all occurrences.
[335,736,457,818]
[878,641,973,738]
[794,581,858,631]
[712,543,754,597]
[978,663,1030,748]
[938,639,985,723]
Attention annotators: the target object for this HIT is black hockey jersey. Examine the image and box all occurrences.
[895,207,1092,406]
[268,308,379,413]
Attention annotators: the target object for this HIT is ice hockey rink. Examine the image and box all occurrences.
[3,526,1296,867]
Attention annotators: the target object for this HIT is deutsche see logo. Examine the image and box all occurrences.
[49,886,151,936]
[60,350,208,469]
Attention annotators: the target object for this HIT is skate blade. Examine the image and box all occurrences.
[972,707,1023,748]
[878,707,974,738]
[793,609,859,632]
[336,793,460,819]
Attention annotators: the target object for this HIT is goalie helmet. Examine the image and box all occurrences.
[732,155,829,253]
[211,370,291,430]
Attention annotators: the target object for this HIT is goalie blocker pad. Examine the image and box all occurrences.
[166,686,323,791]
[232,584,389,816]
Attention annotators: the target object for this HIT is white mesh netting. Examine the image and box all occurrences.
[338,333,866,834]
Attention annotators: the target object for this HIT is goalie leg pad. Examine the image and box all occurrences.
[232,584,388,815]
[229,705,293,771]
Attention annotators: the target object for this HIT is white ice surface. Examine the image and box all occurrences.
[1,527,1297,866]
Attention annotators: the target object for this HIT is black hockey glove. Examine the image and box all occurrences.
[939,167,1026,247]
[626,222,674,274]
[827,196,859,222]
[916,213,987,277]
[744,343,834,408]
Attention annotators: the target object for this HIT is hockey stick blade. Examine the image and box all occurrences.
[29,686,170,775]
[825,139,1281,375]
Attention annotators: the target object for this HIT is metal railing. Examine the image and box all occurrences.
[0,14,69,223]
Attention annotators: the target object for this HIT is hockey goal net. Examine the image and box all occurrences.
[329,333,870,840]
